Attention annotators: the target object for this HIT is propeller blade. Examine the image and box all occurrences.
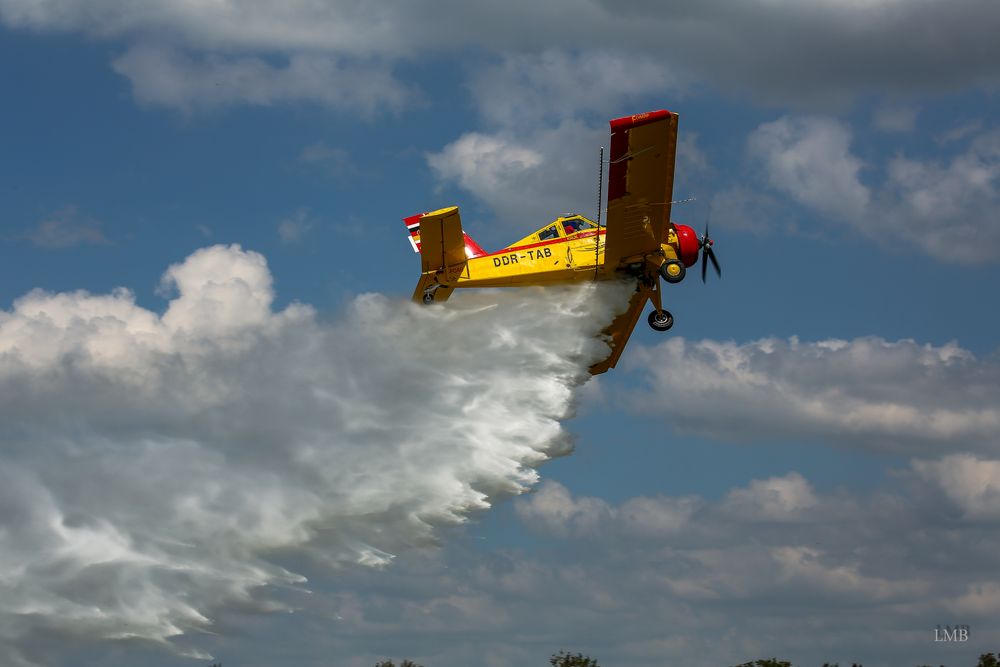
[701,204,711,282]
[699,201,721,282]
[707,245,721,278]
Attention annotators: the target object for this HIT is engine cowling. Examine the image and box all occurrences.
[673,224,700,267]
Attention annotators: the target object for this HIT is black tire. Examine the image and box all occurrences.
[422,292,435,304]
[647,309,674,332]
[660,259,686,284]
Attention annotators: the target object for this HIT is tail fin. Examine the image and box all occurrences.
[403,210,487,259]
[406,206,486,304]
[417,206,466,275]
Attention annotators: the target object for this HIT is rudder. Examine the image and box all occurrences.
[406,206,473,304]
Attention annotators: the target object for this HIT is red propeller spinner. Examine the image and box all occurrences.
[671,222,721,282]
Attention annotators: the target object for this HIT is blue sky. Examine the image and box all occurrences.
[2,2,1000,667]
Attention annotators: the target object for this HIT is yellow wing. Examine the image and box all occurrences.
[603,110,679,269]
[589,284,652,375]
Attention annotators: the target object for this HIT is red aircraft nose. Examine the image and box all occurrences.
[674,224,701,267]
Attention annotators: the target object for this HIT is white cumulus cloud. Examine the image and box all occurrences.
[721,472,818,521]
[746,116,1000,262]
[626,335,1000,454]
[497,461,999,666]
[426,50,682,227]
[747,116,871,221]
[111,45,414,114]
[0,244,634,665]
[912,454,1000,520]
[4,0,1000,105]
[467,50,685,129]
[427,120,608,227]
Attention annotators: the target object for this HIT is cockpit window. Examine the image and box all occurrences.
[538,225,560,240]
[562,217,597,234]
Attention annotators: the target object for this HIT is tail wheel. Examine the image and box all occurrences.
[660,259,686,284]
[422,284,442,304]
[647,309,673,332]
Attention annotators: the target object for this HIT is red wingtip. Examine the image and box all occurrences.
[609,109,672,132]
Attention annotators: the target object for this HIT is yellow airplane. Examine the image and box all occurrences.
[404,109,720,374]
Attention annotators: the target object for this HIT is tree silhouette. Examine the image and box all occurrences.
[362,650,1000,667]
[550,650,600,667]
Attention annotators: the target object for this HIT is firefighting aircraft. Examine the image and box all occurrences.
[403,109,720,374]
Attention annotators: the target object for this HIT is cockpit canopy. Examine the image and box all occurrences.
[512,215,599,247]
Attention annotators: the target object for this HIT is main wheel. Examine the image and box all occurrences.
[422,291,435,304]
[647,309,674,332]
[660,259,686,284]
